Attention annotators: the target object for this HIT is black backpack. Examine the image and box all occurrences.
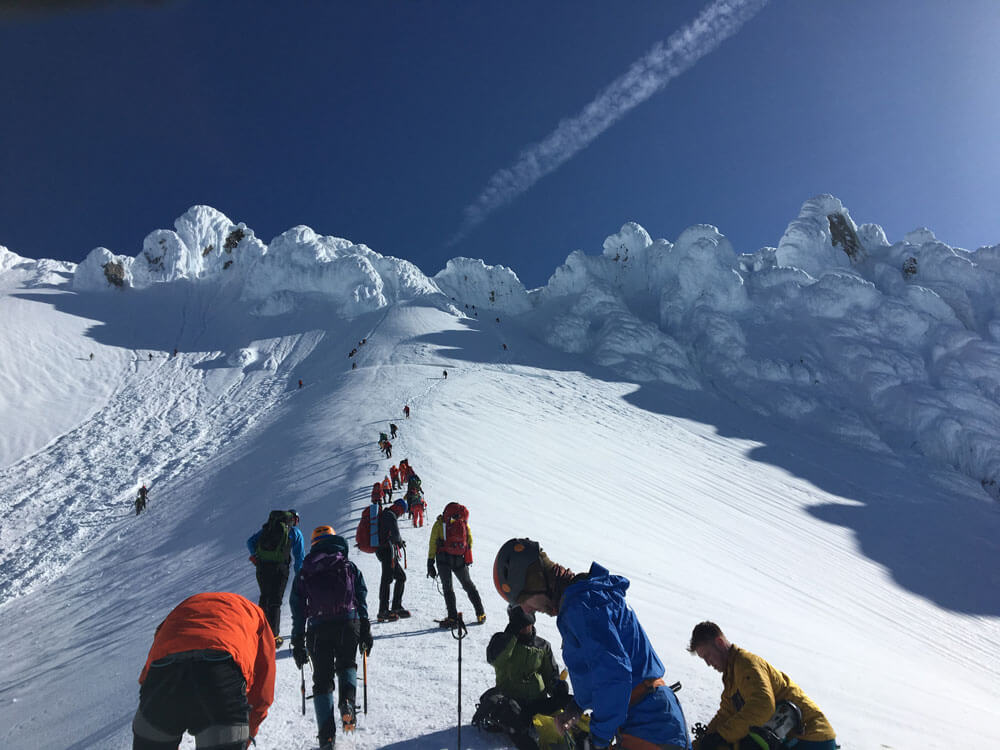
[255,510,294,563]
[472,687,540,750]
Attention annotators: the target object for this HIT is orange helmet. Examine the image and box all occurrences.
[311,525,336,546]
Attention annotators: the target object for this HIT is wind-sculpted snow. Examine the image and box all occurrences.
[59,195,1000,497]
[73,206,442,317]
[528,195,1000,498]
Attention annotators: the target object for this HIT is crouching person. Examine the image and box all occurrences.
[290,526,373,750]
[494,538,691,750]
[475,603,590,749]
[132,592,276,750]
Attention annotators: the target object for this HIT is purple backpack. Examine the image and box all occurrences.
[300,551,357,618]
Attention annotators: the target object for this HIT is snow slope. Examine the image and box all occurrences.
[0,201,999,749]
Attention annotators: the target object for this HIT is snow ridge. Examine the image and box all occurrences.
[43,196,1000,497]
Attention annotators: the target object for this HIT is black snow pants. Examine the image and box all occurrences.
[437,553,484,619]
[255,561,289,636]
[375,545,405,613]
[132,650,250,750]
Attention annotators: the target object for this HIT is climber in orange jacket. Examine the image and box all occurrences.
[132,592,276,748]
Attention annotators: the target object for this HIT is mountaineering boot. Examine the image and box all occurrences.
[437,613,463,628]
[390,607,411,618]
[470,589,486,620]
[340,700,357,733]
[376,610,399,623]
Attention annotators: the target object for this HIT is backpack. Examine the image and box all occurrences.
[299,550,356,619]
[255,510,295,563]
[440,502,469,556]
[355,503,380,554]
[472,687,538,748]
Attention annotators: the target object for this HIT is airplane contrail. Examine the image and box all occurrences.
[448,0,770,246]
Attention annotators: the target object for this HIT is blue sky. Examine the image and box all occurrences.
[2,0,999,288]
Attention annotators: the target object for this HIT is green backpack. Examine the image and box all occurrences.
[255,510,295,563]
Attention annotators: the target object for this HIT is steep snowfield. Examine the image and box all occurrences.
[1,197,999,749]
[0,290,997,749]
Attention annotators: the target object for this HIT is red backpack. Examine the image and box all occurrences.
[440,502,469,557]
[355,503,379,554]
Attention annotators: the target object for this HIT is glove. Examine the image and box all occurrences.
[248,555,257,565]
[697,731,727,750]
[291,637,308,668]
[427,559,437,578]
[505,604,534,634]
[358,618,373,655]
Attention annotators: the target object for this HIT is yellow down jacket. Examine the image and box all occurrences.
[706,645,835,744]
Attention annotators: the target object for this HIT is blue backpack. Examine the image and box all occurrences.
[299,551,356,619]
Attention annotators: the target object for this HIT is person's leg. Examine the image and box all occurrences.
[376,548,393,614]
[437,559,458,618]
[390,556,407,610]
[188,657,251,750]
[453,562,485,617]
[256,563,286,636]
[133,660,188,749]
[334,620,361,729]
[308,625,337,744]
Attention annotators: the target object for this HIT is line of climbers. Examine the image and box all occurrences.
[129,406,837,750]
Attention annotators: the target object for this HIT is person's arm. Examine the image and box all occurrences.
[427,520,442,559]
[289,570,306,641]
[354,565,369,620]
[564,606,632,746]
[291,528,306,573]
[713,655,776,742]
[246,531,260,555]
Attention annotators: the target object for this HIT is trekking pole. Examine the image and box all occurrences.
[403,544,408,570]
[363,651,369,715]
[451,614,468,750]
[300,662,306,716]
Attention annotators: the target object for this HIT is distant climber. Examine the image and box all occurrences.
[443,370,448,379]
[389,423,398,439]
[389,464,401,490]
[135,485,148,515]
[89,353,94,361]
[403,405,410,418]
[298,379,303,389]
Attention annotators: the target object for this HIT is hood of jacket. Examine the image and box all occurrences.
[309,534,350,558]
